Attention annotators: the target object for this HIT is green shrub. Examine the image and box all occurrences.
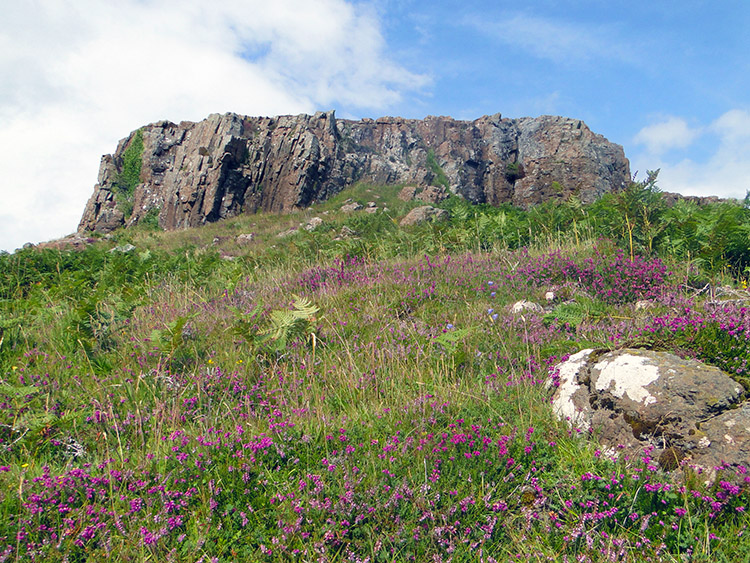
[113,129,145,220]
[116,129,144,197]
[505,162,521,182]
[426,149,449,188]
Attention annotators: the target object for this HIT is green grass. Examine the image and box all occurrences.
[1,182,749,561]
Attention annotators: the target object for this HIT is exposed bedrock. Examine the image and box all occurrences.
[78,111,630,233]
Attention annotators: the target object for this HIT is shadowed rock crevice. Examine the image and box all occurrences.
[78,111,630,233]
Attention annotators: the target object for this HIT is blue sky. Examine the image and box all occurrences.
[1,0,749,251]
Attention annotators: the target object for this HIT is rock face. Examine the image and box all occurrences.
[398,185,450,204]
[550,348,749,475]
[78,111,630,233]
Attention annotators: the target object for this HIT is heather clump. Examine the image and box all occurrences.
[292,256,373,294]
[4,410,748,561]
[518,248,671,304]
[639,301,750,389]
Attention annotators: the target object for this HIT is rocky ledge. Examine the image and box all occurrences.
[78,111,630,233]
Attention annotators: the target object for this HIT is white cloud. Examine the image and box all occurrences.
[467,13,637,65]
[711,109,750,142]
[0,0,428,252]
[630,110,750,200]
[633,116,702,155]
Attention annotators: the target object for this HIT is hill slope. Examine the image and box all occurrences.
[3,182,750,562]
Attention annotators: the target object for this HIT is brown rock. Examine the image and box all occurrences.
[340,202,362,213]
[512,116,630,207]
[689,406,750,473]
[398,186,418,201]
[398,185,450,204]
[399,206,449,226]
[78,111,630,234]
[36,233,97,251]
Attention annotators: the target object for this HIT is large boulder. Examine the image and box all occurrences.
[550,348,748,473]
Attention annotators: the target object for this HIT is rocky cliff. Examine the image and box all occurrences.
[78,111,630,233]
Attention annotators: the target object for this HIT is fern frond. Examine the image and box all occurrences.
[434,328,471,354]
[263,310,299,339]
[0,384,40,398]
[291,295,319,317]
[15,412,55,433]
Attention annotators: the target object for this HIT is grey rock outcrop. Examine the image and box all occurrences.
[398,185,450,204]
[399,206,449,226]
[78,111,630,233]
[550,348,749,475]
[36,233,98,251]
[340,202,363,213]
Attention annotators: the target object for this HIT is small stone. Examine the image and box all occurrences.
[109,243,136,253]
[236,233,254,244]
[277,228,298,238]
[305,217,324,231]
[511,300,544,314]
[334,226,357,240]
[340,202,362,213]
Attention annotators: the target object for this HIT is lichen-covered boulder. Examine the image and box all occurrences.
[688,405,750,471]
[550,348,748,474]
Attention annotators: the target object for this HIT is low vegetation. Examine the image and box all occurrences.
[0,177,749,561]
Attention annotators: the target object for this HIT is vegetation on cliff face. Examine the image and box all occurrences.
[113,129,144,220]
[426,149,450,189]
[1,179,749,562]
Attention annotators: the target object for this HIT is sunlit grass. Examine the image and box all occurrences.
[1,183,749,561]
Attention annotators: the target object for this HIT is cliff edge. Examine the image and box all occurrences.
[78,111,630,232]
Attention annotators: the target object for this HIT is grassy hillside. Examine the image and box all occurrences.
[1,180,749,561]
